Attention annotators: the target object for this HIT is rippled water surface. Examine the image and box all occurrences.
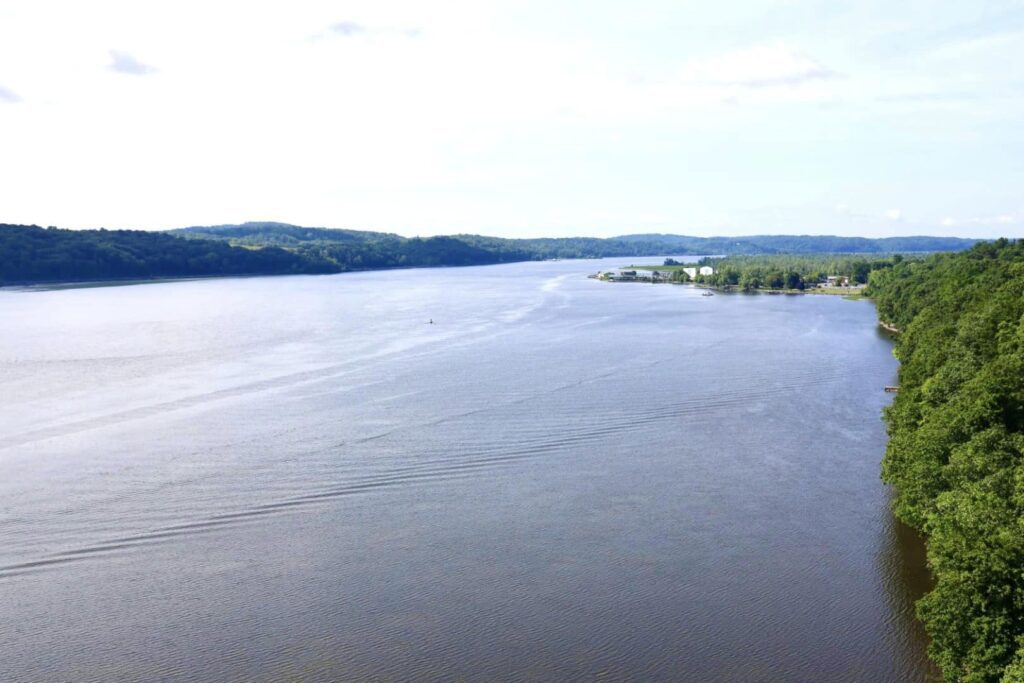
[0,259,936,681]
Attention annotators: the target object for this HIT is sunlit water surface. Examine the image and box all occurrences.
[0,259,936,681]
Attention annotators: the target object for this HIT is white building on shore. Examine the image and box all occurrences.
[683,266,714,278]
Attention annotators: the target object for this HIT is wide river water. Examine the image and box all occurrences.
[0,258,936,681]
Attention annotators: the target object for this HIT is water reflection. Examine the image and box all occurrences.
[879,506,941,680]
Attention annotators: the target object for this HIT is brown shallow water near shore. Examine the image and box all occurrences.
[1,258,935,681]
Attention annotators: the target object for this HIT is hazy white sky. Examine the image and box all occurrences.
[1,1,1022,238]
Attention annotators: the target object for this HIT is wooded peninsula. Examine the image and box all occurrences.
[622,253,910,292]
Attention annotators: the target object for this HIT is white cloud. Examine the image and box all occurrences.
[315,19,421,40]
[941,214,1016,227]
[109,51,157,75]
[0,83,19,102]
[330,21,366,36]
[676,43,836,88]
[0,2,1019,237]
[885,208,903,221]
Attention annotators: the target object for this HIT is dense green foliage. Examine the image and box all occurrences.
[868,239,1024,682]
[682,253,908,290]
[177,222,701,263]
[0,224,335,284]
[176,223,512,270]
[175,223,705,269]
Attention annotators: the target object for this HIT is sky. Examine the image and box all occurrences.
[0,1,1022,239]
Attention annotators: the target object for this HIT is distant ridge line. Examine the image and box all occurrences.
[171,221,981,255]
[0,221,984,286]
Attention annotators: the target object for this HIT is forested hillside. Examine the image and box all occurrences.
[616,233,978,254]
[176,223,749,264]
[178,222,978,260]
[0,225,335,284]
[867,239,1024,682]
[177,223,522,270]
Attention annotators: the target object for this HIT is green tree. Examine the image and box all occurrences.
[871,238,1024,682]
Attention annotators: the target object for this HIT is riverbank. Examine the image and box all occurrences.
[868,239,1024,681]
[2,274,263,291]
[597,275,867,298]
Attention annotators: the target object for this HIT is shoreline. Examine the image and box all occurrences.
[0,273,308,292]
[598,277,867,298]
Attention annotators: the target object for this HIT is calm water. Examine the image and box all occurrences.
[0,259,936,681]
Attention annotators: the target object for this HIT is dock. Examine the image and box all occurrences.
[879,321,900,334]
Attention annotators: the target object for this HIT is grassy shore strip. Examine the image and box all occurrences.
[720,285,866,298]
[622,264,693,271]
[605,279,867,298]
[807,287,867,298]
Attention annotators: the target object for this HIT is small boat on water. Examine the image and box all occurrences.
[702,290,714,297]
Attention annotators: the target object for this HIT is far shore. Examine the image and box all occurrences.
[0,273,291,292]
[597,275,868,299]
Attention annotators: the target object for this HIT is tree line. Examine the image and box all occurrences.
[669,253,909,290]
[178,223,979,262]
[867,238,1024,682]
[0,224,336,284]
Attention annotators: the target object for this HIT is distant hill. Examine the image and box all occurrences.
[610,233,979,254]
[0,224,335,285]
[176,222,394,245]
[174,222,980,261]
[171,223,723,269]
[0,221,983,285]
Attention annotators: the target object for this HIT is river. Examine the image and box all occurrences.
[0,258,936,681]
